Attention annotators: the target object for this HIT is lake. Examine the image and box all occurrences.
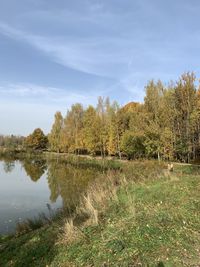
[0,156,97,234]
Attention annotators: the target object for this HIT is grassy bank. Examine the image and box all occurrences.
[1,161,200,266]
[44,152,123,171]
[0,149,123,172]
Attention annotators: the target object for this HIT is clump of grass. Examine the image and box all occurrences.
[16,213,51,235]
[81,195,99,225]
[76,170,122,225]
[123,187,135,217]
[58,218,80,244]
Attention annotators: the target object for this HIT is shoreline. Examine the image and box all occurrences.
[1,147,200,166]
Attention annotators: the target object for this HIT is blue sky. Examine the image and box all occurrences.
[0,0,200,135]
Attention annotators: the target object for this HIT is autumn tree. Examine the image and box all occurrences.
[96,97,108,157]
[48,111,63,153]
[62,103,84,154]
[173,73,197,162]
[82,106,100,155]
[25,128,48,150]
[106,101,120,156]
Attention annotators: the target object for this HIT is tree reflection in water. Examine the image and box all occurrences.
[22,158,47,182]
[47,160,96,211]
[3,160,15,173]
[1,156,98,213]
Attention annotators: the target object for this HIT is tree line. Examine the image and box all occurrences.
[0,135,24,149]
[24,72,200,162]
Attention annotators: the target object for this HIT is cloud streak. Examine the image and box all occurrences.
[0,82,102,106]
[0,22,132,79]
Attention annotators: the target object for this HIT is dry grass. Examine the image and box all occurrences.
[81,195,99,225]
[77,170,123,225]
[123,187,135,217]
[58,218,80,244]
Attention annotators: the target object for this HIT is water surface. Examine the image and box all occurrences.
[0,157,96,234]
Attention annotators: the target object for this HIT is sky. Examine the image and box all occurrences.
[0,0,200,135]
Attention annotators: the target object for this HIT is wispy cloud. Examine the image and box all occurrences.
[0,82,102,107]
[0,20,174,95]
[0,2,185,89]
[0,22,132,79]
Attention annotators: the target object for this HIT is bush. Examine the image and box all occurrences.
[121,131,146,159]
